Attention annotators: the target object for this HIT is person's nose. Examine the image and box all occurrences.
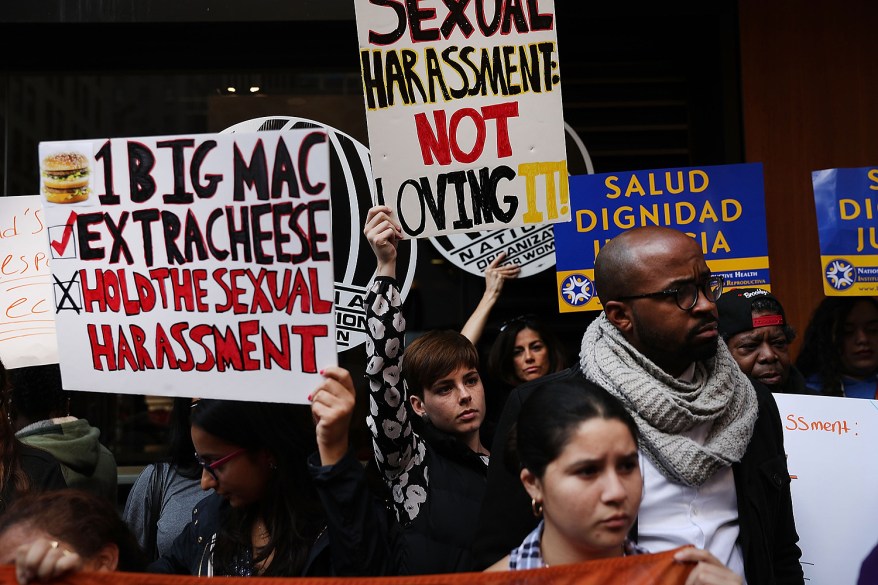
[756,343,778,363]
[524,349,535,362]
[200,469,217,491]
[692,286,716,316]
[854,327,870,345]
[602,471,627,503]
[458,384,472,404]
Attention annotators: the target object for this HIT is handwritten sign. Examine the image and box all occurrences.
[0,195,58,369]
[354,0,570,238]
[552,163,770,312]
[39,131,336,404]
[775,393,878,584]
[811,166,878,295]
[220,116,420,353]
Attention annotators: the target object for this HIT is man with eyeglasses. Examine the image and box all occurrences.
[473,226,804,584]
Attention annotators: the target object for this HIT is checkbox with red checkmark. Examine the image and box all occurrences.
[48,210,79,259]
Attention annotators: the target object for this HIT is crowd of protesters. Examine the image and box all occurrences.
[2,213,877,584]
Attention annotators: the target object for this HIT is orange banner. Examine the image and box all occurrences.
[0,547,694,585]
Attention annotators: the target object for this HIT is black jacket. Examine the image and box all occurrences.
[0,443,66,513]
[148,450,397,576]
[399,416,489,574]
[472,366,804,584]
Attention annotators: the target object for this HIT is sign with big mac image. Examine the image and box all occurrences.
[38,131,337,405]
[40,142,92,205]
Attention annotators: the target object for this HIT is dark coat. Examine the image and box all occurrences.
[148,450,397,577]
[398,416,488,574]
[0,443,67,513]
[472,366,804,585]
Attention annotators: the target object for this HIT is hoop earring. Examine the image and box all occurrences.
[531,498,543,517]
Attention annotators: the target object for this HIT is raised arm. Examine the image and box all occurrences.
[363,206,428,522]
[460,252,520,345]
[308,366,396,576]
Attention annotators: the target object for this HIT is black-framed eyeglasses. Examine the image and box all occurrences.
[615,275,725,311]
[194,448,246,481]
[500,313,538,332]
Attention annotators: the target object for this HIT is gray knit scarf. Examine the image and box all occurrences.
[579,313,758,487]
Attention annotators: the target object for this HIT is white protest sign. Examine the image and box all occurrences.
[40,130,335,404]
[354,0,570,238]
[775,393,878,584]
[0,195,58,369]
[220,116,419,352]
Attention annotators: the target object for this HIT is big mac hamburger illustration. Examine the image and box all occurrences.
[41,151,90,203]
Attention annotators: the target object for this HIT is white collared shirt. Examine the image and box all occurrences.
[635,363,747,582]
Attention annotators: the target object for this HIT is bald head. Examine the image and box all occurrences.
[595,227,702,304]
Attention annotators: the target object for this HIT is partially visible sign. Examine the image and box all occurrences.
[40,131,335,404]
[775,393,878,584]
[0,195,58,369]
[429,122,594,278]
[354,0,570,238]
[221,116,418,352]
[553,163,770,312]
[812,166,878,295]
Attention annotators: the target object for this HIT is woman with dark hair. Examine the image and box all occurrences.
[486,378,741,584]
[487,314,567,389]
[480,314,567,429]
[795,296,878,398]
[8,368,393,580]
[0,358,66,515]
[123,396,212,560]
[147,366,393,577]
[0,488,147,582]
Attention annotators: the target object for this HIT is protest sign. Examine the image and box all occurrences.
[221,116,419,352]
[354,0,570,239]
[0,195,58,369]
[553,163,770,312]
[427,122,595,277]
[775,393,878,584]
[811,166,878,295]
[39,130,335,404]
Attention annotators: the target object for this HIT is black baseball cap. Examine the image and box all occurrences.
[716,288,786,339]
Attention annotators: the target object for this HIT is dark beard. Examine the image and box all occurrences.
[688,332,719,363]
[631,306,719,371]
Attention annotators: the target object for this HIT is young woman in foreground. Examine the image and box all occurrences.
[486,378,742,585]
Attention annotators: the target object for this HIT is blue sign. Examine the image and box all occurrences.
[812,166,878,295]
[553,163,770,312]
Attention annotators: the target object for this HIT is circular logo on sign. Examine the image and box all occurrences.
[560,274,595,307]
[824,258,856,291]
[221,116,418,352]
[428,122,593,277]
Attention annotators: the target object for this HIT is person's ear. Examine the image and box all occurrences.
[520,468,543,503]
[409,394,427,418]
[603,301,634,334]
[84,543,119,572]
